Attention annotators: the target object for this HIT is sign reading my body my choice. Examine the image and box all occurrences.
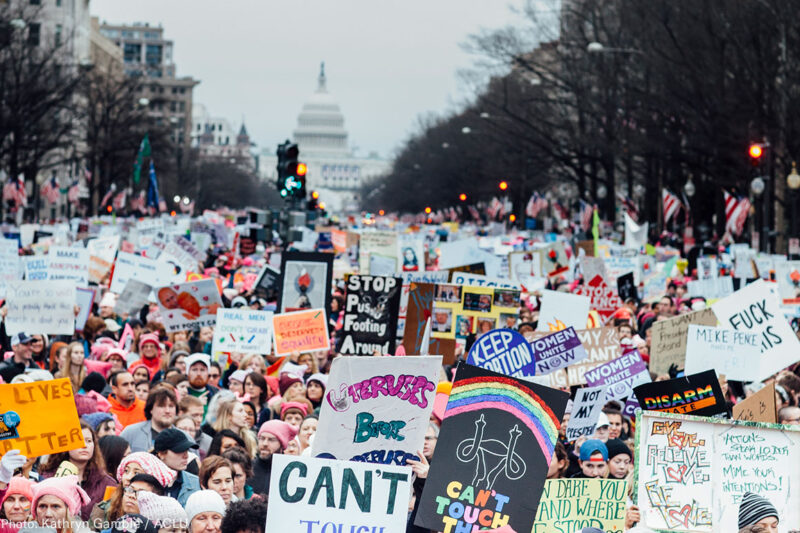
[466,328,536,377]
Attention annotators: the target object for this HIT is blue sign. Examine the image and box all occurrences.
[466,328,536,378]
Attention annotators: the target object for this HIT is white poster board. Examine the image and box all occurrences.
[110,252,175,294]
[211,308,274,355]
[0,238,20,298]
[564,385,607,441]
[684,325,760,381]
[5,281,75,335]
[46,246,89,287]
[154,279,222,332]
[536,290,590,332]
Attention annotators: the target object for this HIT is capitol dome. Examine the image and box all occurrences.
[293,62,349,158]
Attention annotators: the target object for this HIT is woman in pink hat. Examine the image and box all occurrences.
[0,476,36,524]
[31,475,92,533]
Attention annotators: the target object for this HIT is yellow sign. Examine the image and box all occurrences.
[0,378,85,457]
[431,285,519,340]
[533,478,627,533]
[272,309,331,356]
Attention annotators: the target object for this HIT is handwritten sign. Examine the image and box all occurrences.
[649,309,718,376]
[115,280,153,317]
[110,251,175,294]
[732,383,777,423]
[211,308,273,355]
[466,328,536,377]
[684,325,760,382]
[533,478,626,532]
[0,378,85,457]
[584,350,650,401]
[451,272,522,290]
[635,411,800,533]
[564,385,608,441]
[0,238,20,297]
[23,255,48,282]
[46,246,89,287]
[5,281,75,335]
[312,356,441,464]
[272,309,330,356]
[530,327,589,375]
[712,279,800,381]
[266,455,411,533]
[87,236,119,284]
[340,275,401,356]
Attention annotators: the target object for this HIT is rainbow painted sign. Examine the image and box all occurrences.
[415,363,569,533]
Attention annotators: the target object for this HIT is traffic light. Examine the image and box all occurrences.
[749,143,765,166]
[307,191,319,211]
[275,141,307,199]
[499,181,508,191]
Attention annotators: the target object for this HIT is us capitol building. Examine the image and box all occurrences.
[258,63,390,212]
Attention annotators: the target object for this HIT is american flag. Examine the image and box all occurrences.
[526,192,548,218]
[84,166,92,182]
[2,177,16,204]
[12,174,27,207]
[724,190,751,237]
[113,189,127,210]
[67,180,80,205]
[662,189,682,224]
[616,192,639,222]
[467,205,480,221]
[487,197,503,219]
[579,200,594,230]
[552,200,569,221]
[41,176,60,204]
[100,183,116,208]
[129,190,145,212]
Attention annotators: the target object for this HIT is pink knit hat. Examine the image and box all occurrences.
[116,452,178,488]
[258,420,298,449]
[280,401,308,418]
[1,477,36,506]
[31,475,90,517]
[138,333,160,352]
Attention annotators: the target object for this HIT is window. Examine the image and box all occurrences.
[29,0,40,4]
[123,42,141,63]
[145,44,162,66]
[55,24,62,46]
[27,23,40,46]
[56,0,62,5]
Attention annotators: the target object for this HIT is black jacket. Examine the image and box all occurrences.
[249,455,273,496]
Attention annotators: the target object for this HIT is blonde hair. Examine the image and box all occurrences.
[56,341,87,393]
[292,351,319,374]
[239,353,266,375]
[212,400,257,457]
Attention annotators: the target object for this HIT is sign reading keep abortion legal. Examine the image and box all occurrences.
[466,328,536,377]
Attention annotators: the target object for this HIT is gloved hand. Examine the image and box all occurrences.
[0,449,27,484]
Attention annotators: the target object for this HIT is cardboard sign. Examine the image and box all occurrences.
[649,309,718,376]
[529,328,621,388]
[75,288,95,332]
[277,252,333,315]
[533,478,627,533]
[732,383,777,423]
[576,274,623,322]
[266,455,411,533]
[584,350,650,401]
[415,363,569,533]
[564,385,608,441]
[154,279,222,333]
[617,271,636,302]
[212,308,274,355]
[46,246,89,287]
[312,356,441,463]
[0,378,85,457]
[87,236,119,284]
[340,275,401,356]
[272,308,330,356]
[115,280,153,317]
[635,410,800,533]
[684,325,760,382]
[633,369,726,417]
[0,238,20,297]
[466,328,536,377]
[537,290,590,332]
[530,326,589,375]
[402,282,456,364]
[712,279,800,381]
[110,252,175,294]
[5,281,75,335]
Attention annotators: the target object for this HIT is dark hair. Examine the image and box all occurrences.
[220,497,268,533]
[210,361,221,372]
[165,372,186,386]
[552,441,569,478]
[109,370,131,387]
[244,371,268,405]
[41,421,107,483]
[144,387,178,420]
[199,456,233,489]
[99,435,130,478]
[222,447,253,479]
[129,473,165,495]
[208,429,246,457]
[135,380,150,390]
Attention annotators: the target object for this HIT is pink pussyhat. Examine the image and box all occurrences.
[31,475,90,517]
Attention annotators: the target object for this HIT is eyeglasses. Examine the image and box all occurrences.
[124,487,146,495]
[31,339,43,343]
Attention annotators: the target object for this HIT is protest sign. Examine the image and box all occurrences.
[359,231,398,273]
[266,455,411,533]
[451,271,522,290]
[428,284,519,341]
[211,308,273,356]
[687,277,734,300]
[438,238,502,277]
[683,325,760,381]
[254,264,281,298]
[533,478,627,533]
[617,271,636,302]
[402,282,456,364]
[46,246,89,287]
[312,356,441,464]
[339,275,402,355]
[635,410,800,533]
[576,274,623,322]
[530,326,589,375]
[540,242,569,278]
[649,309,718,376]
[466,328,536,377]
[5,281,75,335]
[75,288,95,332]
[529,327,621,388]
[0,378,85,457]
[397,235,424,273]
[397,271,449,339]
[584,350,650,401]
[277,252,333,315]
[0,238,20,297]
[154,279,222,332]
[110,252,175,294]
[272,308,330,356]
[415,363,569,533]
[564,385,608,441]
[633,369,726,417]
[537,290,590,332]
[732,383,777,423]
[87,236,119,284]
[697,257,718,280]
[774,261,800,304]
[579,256,608,285]
[23,255,48,282]
[115,280,153,317]
[711,278,800,381]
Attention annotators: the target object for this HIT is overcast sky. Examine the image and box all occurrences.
[92,0,531,159]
